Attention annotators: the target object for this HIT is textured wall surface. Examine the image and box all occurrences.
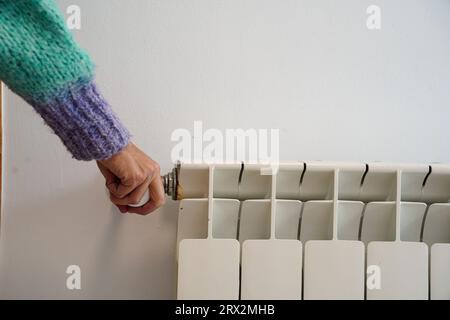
[0,0,449,298]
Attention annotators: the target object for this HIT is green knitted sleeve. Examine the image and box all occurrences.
[0,0,131,160]
[0,0,94,102]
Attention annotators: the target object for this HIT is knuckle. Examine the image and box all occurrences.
[127,176,137,185]
[146,162,160,176]
[132,172,145,185]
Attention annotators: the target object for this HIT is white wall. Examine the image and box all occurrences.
[0,0,449,298]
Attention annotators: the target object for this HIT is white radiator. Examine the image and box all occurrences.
[175,162,450,300]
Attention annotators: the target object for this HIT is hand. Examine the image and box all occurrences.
[96,142,166,215]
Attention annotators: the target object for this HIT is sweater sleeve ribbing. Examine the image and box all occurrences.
[0,0,130,160]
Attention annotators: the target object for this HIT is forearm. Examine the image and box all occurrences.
[0,0,130,160]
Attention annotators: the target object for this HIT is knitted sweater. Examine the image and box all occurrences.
[0,0,130,160]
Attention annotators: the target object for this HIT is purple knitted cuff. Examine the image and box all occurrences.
[29,80,131,161]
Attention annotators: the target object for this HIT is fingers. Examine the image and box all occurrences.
[127,175,166,215]
[108,161,144,199]
[115,204,128,213]
[96,143,166,215]
[110,175,151,205]
[106,160,156,200]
